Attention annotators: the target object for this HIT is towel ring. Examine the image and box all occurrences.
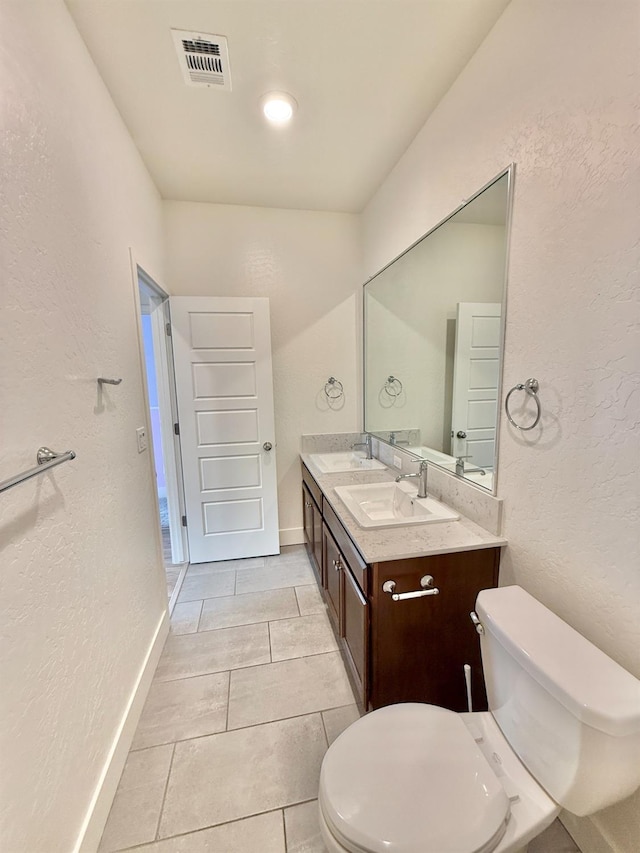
[324,377,344,400]
[384,376,403,398]
[505,378,541,431]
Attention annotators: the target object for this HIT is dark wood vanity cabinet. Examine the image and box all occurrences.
[301,462,500,713]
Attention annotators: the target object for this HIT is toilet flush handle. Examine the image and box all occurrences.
[470,611,485,634]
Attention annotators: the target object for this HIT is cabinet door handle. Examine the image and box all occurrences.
[304,501,313,508]
[332,557,342,572]
[382,575,439,601]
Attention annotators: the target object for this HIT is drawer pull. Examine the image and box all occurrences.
[382,575,439,601]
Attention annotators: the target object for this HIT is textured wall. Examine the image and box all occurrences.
[163,202,363,541]
[0,2,168,850]
[361,1,640,850]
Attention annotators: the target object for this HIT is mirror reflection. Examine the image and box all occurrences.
[364,169,512,492]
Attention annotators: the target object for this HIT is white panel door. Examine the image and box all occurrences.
[451,303,502,469]
[171,297,280,563]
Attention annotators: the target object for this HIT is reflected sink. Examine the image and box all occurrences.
[309,452,386,474]
[334,481,460,529]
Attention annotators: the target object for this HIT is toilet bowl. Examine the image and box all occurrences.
[318,586,640,853]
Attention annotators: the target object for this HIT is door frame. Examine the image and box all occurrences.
[129,251,189,570]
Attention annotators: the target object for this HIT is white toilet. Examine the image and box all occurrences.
[318,585,640,853]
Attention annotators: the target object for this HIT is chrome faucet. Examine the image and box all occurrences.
[395,460,429,499]
[352,434,372,460]
[455,455,486,476]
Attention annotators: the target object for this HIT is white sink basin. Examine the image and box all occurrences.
[309,452,386,474]
[334,481,460,529]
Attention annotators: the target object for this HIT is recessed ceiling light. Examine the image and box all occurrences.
[260,92,297,124]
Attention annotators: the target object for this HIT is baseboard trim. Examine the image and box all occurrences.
[73,609,170,853]
[280,526,304,547]
[168,563,188,614]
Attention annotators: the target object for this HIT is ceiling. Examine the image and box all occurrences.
[65,0,511,213]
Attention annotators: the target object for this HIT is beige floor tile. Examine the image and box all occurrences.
[155,622,270,682]
[322,704,361,745]
[199,587,299,632]
[236,562,315,595]
[266,545,308,566]
[131,810,285,852]
[170,600,202,635]
[187,556,265,576]
[98,744,173,851]
[158,714,327,838]
[528,819,581,852]
[132,672,229,750]
[228,652,354,730]
[270,613,338,662]
[284,800,328,853]
[295,584,326,616]
[177,570,236,603]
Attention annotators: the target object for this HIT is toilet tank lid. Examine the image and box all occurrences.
[476,586,640,737]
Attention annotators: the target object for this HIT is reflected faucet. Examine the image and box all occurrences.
[389,431,409,446]
[352,434,372,460]
[455,456,486,476]
[396,460,429,499]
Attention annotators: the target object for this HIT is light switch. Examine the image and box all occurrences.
[136,426,148,453]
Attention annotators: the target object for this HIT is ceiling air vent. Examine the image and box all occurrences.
[171,29,231,90]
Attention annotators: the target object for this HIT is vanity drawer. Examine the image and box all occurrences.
[323,500,368,596]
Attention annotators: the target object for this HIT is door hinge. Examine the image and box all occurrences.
[181,515,187,527]
[165,322,172,336]
[174,422,180,436]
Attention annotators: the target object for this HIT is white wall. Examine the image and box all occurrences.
[362,2,640,851]
[0,2,168,850]
[164,202,363,542]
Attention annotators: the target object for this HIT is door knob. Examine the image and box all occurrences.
[456,430,467,439]
[263,441,273,451]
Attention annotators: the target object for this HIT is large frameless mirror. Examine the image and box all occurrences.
[363,166,514,493]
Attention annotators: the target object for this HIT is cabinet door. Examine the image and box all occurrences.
[313,501,323,583]
[302,484,321,586]
[342,565,368,705]
[302,484,313,544]
[322,524,341,633]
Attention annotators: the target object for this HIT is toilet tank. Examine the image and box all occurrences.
[476,585,640,816]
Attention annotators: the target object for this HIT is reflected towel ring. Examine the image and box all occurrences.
[384,376,403,398]
[324,377,344,400]
[505,378,541,431]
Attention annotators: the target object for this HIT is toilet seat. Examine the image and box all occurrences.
[319,703,511,853]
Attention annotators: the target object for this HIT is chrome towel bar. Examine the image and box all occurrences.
[382,575,440,601]
[0,447,76,494]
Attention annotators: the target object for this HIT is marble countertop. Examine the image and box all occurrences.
[301,453,507,564]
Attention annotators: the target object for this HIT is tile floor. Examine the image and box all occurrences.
[100,545,581,853]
